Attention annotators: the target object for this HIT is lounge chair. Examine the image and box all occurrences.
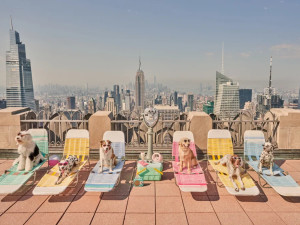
[84,131,125,192]
[32,129,89,195]
[244,130,300,196]
[0,129,48,194]
[207,129,259,196]
[172,131,207,192]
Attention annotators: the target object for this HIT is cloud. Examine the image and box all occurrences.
[240,52,250,58]
[270,44,300,58]
[205,52,214,56]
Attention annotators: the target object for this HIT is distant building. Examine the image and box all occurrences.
[0,99,7,109]
[187,94,194,111]
[214,81,240,119]
[257,57,283,113]
[203,101,214,114]
[6,21,35,109]
[177,97,183,112]
[135,58,145,112]
[105,97,116,116]
[67,96,76,109]
[88,98,96,114]
[113,85,120,113]
[35,99,39,112]
[125,90,131,111]
[214,72,232,110]
[170,91,178,106]
[154,105,180,121]
[104,91,109,106]
[239,89,252,109]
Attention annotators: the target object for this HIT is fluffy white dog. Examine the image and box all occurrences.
[13,131,45,171]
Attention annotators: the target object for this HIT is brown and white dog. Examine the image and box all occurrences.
[259,142,275,175]
[178,137,198,174]
[13,131,44,171]
[215,154,245,192]
[98,140,117,173]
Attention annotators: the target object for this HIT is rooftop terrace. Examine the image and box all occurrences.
[0,159,300,225]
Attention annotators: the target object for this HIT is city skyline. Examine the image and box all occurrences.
[0,1,300,91]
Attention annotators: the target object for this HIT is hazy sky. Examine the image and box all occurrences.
[0,0,300,91]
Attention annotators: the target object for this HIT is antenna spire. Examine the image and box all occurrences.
[10,15,13,30]
[269,56,272,89]
[221,42,224,74]
[138,56,141,71]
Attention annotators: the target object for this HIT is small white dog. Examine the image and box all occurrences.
[215,154,245,192]
[55,155,79,185]
[13,131,45,171]
[259,142,275,175]
[98,140,117,173]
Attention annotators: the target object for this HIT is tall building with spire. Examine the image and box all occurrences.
[257,57,284,113]
[135,57,145,112]
[214,43,240,119]
[6,18,35,109]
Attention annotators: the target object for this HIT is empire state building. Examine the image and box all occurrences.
[135,58,145,112]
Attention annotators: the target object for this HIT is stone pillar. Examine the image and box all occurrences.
[0,107,30,149]
[187,112,212,151]
[89,111,113,150]
[269,109,300,149]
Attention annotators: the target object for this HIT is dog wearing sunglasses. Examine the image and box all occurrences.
[98,140,117,173]
[13,131,45,171]
[259,142,275,175]
[55,155,79,185]
[178,137,198,174]
[215,154,245,192]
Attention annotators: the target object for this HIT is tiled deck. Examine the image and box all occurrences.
[0,159,300,225]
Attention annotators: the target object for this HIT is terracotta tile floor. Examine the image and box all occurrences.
[0,160,300,224]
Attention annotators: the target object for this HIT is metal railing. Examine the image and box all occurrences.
[20,110,89,148]
[212,110,279,148]
[111,119,190,147]
[20,110,280,150]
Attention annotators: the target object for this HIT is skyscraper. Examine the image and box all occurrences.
[135,57,145,112]
[214,72,233,110]
[214,81,240,119]
[113,85,120,112]
[257,57,284,113]
[67,96,76,109]
[188,94,194,111]
[6,19,35,109]
[239,89,252,109]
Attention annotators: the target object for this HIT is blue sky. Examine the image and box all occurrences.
[0,0,299,91]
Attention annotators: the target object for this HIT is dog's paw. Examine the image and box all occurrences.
[270,172,274,176]
[259,170,262,174]
[241,187,245,191]
[187,169,191,174]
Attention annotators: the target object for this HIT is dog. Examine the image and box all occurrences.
[55,155,79,185]
[98,140,117,173]
[178,137,198,174]
[215,154,245,192]
[13,131,44,171]
[259,142,275,175]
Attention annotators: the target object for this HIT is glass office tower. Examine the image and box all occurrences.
[6,28,35,109]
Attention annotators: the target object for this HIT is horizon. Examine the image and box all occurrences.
[0,0,300,91]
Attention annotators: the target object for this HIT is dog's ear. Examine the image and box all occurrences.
[108,140,112,145]
[100,140,105,147]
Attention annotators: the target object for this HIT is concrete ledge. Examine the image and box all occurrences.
[89,111,113,150]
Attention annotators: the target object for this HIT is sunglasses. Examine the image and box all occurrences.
[183,139,190,143]
[58,162,68,166]
[102,144,111,147]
